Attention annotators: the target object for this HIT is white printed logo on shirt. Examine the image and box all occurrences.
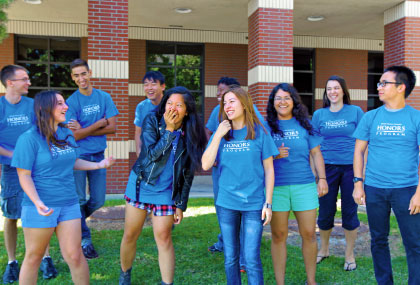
[376,123,406,136]
[273,129,300,140]
[223,141,251,152]
[324,119,348,129]
[82,104,100,116]
[51,144,75,158]
[7,114,30,126]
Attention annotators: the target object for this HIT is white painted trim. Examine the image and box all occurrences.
[248,0,294,17]
[105,140,131,159]
[248,66,293,86]
[415,71,420,87]
[315,88,368,101]
[205,85,248,98]
[0,84,5,93]
[7,20,87,37]
[129,83,145,96]
[88,60,129,79]
[129,26,248,44]
[384,1,420,25]
[294,35,384,51]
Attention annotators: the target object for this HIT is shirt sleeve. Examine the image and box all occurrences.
[11,132,37,171]
[65,97,79,123]
[133,102,143,127]
[261,128,280,160]
[104,92,119,119]
[206,106,220,133]
[253,105,265,123]
[353,111,370,141]
[356,106,365,124]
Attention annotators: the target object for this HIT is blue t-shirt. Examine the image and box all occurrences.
[134,99,159,128]
[265,118,323,186]
[11,126,80,207]
[209,125,279,211]
[65,88,119,155]
[353,105,420,188]
[0,96,35,165]
[312,104,364,164]
[205,104,265,133]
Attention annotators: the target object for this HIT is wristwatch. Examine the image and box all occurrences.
[263,202,272,209]
[353,177,363,183]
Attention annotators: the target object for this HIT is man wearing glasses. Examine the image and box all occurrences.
[0,65,59,283]
[353,65,420,284]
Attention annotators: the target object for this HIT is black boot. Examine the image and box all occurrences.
[119,268,131,285]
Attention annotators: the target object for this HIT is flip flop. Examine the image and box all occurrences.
[344,261,357,271]
[316,255,329,264]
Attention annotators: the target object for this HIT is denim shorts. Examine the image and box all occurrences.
[0,165,24,219]
[125,195,176,216]
[272,182,319,211]
[21,203,81,228]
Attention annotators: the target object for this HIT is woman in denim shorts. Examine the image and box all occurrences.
[11,90,115,284]
[265,83,328,285]
[120,87,207,285]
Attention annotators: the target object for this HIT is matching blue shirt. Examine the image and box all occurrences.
[265,118,323,186]
[134,99,159,128]
[209,125,279,211]
[0,96,35,165]
[65,88,119,155]
[312,104,364,165]
[11,126,80,207]
[353,105,420,188]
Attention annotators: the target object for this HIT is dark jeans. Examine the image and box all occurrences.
[318,164,360,230]
[217,205,264,285]
[365,184,420,285]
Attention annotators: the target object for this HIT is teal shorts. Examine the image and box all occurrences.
[272,182,319,212]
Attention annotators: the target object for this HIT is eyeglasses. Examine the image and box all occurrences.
[274,97,292,102]
[10,78,30,83]
[377,81,401,88]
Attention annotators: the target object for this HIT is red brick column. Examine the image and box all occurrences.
[384,0,420,109]
[0,34,14,95]
[88,0,129,193]
[248,1,293,117]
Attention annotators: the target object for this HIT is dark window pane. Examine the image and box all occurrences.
[368,74,382,95]
[176,68,201,90]
[23,63,48,87]
[368,96,382,110]
[147,43,175,66]
[294,72,313,94]
[191,91,204,119]
[149,67,175,88]
[368,53,384,73]
[176,44,202,67]
[50,64,77,88]
[293,49,313,70]
[27,89,41,99]
[50,39,79,62]
[17,37,48,61]
[300,95,313,114]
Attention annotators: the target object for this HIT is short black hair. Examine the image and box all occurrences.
[70,59,89,71]
[217,77,240,86]
[384,65,416,98]
[143,71,165,85]
[0,65,29,88]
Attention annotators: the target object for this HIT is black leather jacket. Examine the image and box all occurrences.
[131,113,194,211]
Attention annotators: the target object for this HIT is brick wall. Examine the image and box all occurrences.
[129,39,146,84]
[0,34,14,95]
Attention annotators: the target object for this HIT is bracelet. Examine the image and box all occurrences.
[263,202,272,209]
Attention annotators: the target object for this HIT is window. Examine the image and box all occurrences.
[15,36,80,98]
[293,49,315,114]
[368,52,384,110]
[146,41,204,119]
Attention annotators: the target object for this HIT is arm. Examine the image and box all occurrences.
[352,139,368,205]
[91,116,117,136]
[262,156,274,226]
[0,146,12,158]
[408,146,420,215]
[135,126,142,157]
[201,120,231,171]
[68,117,108,141]
[74,157,115,171]
[274,142,290,160]
[310,146,328,197]
[16,168,53,216]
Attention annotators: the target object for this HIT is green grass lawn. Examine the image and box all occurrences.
[0,198,408,284]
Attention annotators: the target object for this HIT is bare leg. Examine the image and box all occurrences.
[317,229,332,262]
[3,218,18,261]
[19,227,54,285]
[152,214,175,284]
[56,219,89,285]
[295,210,317,285]
[271,211,290,285]
[44,244,51,257]
[120,203,147,272]
[344,229,357,264]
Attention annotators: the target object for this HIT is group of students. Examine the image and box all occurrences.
[0,61,420,285]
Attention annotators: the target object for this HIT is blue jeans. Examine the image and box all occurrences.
[318,164,360,230]
[217,206,264,285]
[74,152,106,241]
[365,184,420,285]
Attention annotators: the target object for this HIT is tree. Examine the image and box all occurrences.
[0,0,13,42]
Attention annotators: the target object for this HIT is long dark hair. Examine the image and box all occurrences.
[34,90,72,151]
[219,85,265,141]
[322,75,351,107]
[266,83,313,137]
[156,86,207,171]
